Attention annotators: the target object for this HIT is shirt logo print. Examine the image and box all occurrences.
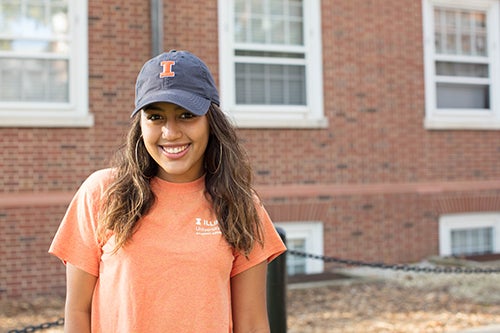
[195,217,222,236]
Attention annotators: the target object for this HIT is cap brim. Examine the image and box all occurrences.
[131,89,211,117]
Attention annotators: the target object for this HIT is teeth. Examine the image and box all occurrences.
[164,145,188,154]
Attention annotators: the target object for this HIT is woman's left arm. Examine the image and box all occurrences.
[231,260,270,333]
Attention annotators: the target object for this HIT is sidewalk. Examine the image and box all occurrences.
[453,325,500,333]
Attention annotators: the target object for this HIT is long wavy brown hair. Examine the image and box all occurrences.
[97,104,263,255]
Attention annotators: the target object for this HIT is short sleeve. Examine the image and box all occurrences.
[48,169,112,277]
[230,203,287,277]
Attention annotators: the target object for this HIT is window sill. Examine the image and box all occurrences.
[0,113,94,128]
[232,116,329,129]
[424,118,500,130]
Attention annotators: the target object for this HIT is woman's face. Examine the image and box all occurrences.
[140,102,210,183]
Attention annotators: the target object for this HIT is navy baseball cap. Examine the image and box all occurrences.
[131,50,220,117]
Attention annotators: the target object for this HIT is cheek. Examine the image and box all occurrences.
[197,127,210,153]
[140,127,160,155]
[140,122,158,143]
[199,120,210,146]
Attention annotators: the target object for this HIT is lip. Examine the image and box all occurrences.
[160,144,190,159]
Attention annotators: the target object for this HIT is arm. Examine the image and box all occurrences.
[231,260,270,333]
[64,263,98,333]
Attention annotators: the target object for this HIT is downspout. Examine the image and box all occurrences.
[151,0,163,56]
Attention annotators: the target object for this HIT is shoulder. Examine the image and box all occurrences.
[78,168,116,196]
[251,192,267,216]
[85,168,115,184]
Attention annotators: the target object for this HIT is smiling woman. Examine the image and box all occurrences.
[48,50,286,333]
[141,103,210,183]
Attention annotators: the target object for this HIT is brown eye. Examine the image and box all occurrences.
[146,114,163,121]
[179,112,196,120]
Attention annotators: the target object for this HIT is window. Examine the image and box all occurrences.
[422,0,500,129]
[451,227,493,255]
[218,0,326,128]
[439,212,500,256]
[0,0,92,127]
[274,221,323,275]
[286,237,307,275]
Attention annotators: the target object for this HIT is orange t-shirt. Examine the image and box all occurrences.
[49,169,286,332]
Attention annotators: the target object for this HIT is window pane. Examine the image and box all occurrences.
[290,0,302,17]
[289,21,303,45]
[234,0,245,13]
[251,0,264,14]
[0,2,22,34]
[251,18,265,43]
[0,0,70,104]
[0,1,68,39]
[26,4,50,36]
[51,6,69,35]
[270,18,285,44]
[451,227,493,256]
[49,59,69,101]
[435,62,489,78]
[287,238,306,276]
[24,59,46,101]
[270,0,283,15]
[0,58,69,102]
[234,0,303,45]
[269,65,284,104]
[235,63,306,105]
[234,13,248,43]
[436,83,489,109]
[444,10,457,54]
[474,12,487,56]
[4,38,68,53]
[475,32,487,56]
[434,7,488,56]
[0,59,22,99]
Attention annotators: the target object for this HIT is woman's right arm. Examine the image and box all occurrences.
[64,263,98,333]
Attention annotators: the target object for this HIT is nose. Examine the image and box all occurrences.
[161,119,182,140]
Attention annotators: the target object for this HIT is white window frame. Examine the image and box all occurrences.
[274,221,324,274]
[218,0,327,129]
[422,0,500,130]
[0,0,92,128]
[439,212,500,256]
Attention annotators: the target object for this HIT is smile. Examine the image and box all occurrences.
[162,144,189,154]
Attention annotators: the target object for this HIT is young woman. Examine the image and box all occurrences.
[49,50,286,332]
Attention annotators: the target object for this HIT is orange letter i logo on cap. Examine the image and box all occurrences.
[160,61,175,78]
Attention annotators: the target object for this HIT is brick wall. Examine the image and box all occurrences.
[1,0,500,300]
[260,185,500,271]
[1,205,68,299]
[0,0,152,300]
